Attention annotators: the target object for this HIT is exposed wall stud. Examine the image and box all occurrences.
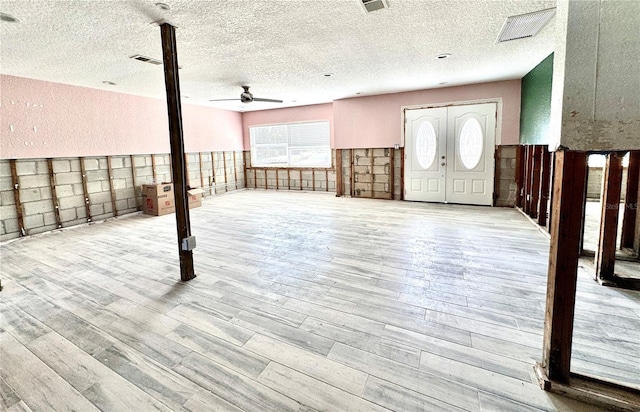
[130,155,140,210]
[299,169,303,191]
[515,146,524,208]
[243,151,248,190]
[312,169,316,191]
[336,149,343,197]
[530,146,542,218]
[389,148,395,200]
[539,150,587,384]
[106,156,118,217]
[211,151,217,194]
[370,148,374,198]
[595,152,624,283]
[287,168,291,190]
[493,147,501,206]
[151,154,158,182]
[223,151,228,192]
[350,149,355,197]
[325,170,329,192]
[538,146,551,227]
[276,169,280,190]
[79,157,92,222]
[254,168,257,189]
[233,152,238,190]
[47,158,62,228]
[183,153,190,186]
[400,148,405,200]
[621,151,639,249]
[198,152,205,191]
[9,159,26,236]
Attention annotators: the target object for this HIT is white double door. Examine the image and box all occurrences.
[404,103,496,205]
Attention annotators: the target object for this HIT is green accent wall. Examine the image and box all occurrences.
[520,53,554,145]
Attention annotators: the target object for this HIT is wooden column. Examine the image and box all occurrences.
[160,22,195,282]
[595,152,624,282]
[515,146,525,208]
[9,160,26,236]
[547,151,556,232]
[539,150,587,384]
[335,149,343,197]
[530,146,542,219]
[538,146,551,227]
[621,151,639,250]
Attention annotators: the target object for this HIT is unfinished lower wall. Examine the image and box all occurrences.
[495,145,518,207]
[0,151,245,241]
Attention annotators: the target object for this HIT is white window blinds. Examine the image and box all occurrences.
[250,121,331,167]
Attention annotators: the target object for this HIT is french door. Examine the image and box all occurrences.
[404,103,496,205]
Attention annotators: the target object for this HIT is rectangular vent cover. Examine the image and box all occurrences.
[129,54,162,65]
[361,0,388,13]
[496,8,556,43]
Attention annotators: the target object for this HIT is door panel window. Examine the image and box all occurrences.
[459,118,484,170]
[416,122,437,169]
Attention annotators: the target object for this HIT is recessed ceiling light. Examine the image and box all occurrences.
[323,73,333,78]
[102,81,117,86]
[155,3,170,11]
[439,82,448,85]
[436,53,452,59]
[356,92,363,95]
[0,12,20,23]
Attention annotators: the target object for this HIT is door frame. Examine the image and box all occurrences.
[401,98,502,205]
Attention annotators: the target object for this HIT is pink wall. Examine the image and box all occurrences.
[333,80,522,148]
[242,103,334,148]
[0,75,243,159]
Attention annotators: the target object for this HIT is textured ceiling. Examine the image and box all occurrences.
[0,0,556,112]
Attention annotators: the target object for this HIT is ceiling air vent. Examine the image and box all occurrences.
[496,8,556,43]
[129,54,163,65]
[360,0,388,13]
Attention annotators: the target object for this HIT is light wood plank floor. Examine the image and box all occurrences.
[1,191,638,411]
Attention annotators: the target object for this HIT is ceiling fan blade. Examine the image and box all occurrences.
[252,97,283,103]
[209,98,240,102]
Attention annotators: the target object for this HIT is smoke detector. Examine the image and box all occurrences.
[360,0,389,13]
[496,8,556,43]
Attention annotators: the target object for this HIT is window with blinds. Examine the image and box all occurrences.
[249,121,331,168]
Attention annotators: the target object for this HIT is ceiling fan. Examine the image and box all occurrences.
[210,86,283,104]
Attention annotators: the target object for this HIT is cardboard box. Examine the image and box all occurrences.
[142,183,175,216]
[187,188,205,209]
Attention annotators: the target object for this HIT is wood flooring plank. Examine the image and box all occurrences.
[328,342,481,411]
[173,352,300,412]
[0,377,22,411]
[256,362,391,412]
[363,376,467,412]
[244,333,369,396]
[165,323,270,379]
[183,390,244,412]
[0,331,101,412]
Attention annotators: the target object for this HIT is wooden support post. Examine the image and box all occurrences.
[106,156,118,217]
[595,152,624,282]
[530,146,542,219]
[47,159,62,228]
[335,149,343,197]
[287,168,291,190]
[9,159,26,236]
[621,151,639,250]
[276,169,279,190]
[538,146,551,227]
[253,168,257,189]
[79,157,92,222]
[211,151,217,194]
[299,169,303,191]
[547,151,556,232]
[400,148,405,200]
[223,152,228,192]
[312,169,316,191]
[539,150,587,384]
[264,169,268,190]
[233,152,238,190]
[389,148,395,200]
[515,146,524,208]
[151,154,158,182]
[198,152,205,191]
[160,22,195,282]
[130,155,140,210]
